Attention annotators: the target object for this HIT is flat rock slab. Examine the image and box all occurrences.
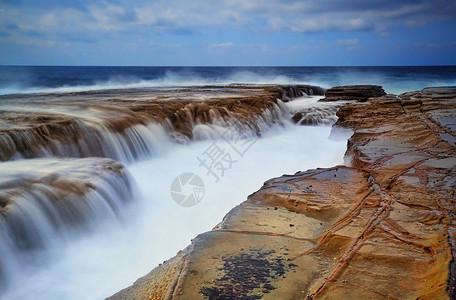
[320,85,386,102]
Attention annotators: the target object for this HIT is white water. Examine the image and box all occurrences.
[0,97,352,300]
[1,121,174,163]
[2,69,455,96]
[0,71,326,96]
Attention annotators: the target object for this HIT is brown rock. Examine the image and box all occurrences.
[0,85,318,161]
[291,112,303,123]
[320,85,386,102]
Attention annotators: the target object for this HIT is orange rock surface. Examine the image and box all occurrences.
[109,87,456,299]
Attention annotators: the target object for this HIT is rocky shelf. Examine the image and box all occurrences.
[0,85,323,162]
[108,86,456,299]
[320,85,386,102]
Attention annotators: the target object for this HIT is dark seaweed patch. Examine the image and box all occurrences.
[200,249,296,299]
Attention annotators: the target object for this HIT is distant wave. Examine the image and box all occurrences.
[1,67,455,96]
[0,71,328,96]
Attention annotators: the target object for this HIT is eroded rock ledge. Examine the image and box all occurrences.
[0,85,323,162]
[109,86,456,300]
[0,157,134,287]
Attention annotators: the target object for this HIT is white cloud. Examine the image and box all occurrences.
[211,42,235,47]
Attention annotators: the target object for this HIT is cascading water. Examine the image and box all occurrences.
[0,90,328,164]
[192,99,290,140]
[287,96,348,125]
[0,158,136,290]
[0,65,454,299]
[0,120,174,163]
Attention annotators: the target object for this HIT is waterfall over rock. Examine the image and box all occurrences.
[0,85,333,163]
[0,158,135,288]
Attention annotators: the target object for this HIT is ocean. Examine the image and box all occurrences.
[1,66,456,96]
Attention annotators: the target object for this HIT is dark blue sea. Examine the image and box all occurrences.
[0,66,455,95]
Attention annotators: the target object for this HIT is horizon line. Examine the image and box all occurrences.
[1,64,455,68]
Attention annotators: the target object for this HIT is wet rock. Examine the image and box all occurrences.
[199,249,295,299]
[291,112,303,123]
[320,85,386,102]
[0,159,131,244]
[280,85,326,102]
[0,85,322,162]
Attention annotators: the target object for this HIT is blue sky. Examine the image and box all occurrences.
[0,0,455,66]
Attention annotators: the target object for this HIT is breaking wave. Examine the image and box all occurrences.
[2,66,454,96]
[0,70,324,95]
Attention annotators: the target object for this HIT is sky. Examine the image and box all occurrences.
[0,0,455,66]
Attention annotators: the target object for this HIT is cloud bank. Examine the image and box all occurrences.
[0,0,455,65]
[2,0,455,42]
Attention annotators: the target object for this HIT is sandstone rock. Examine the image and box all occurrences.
[109,86,456,299]
[320,85,386,102]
